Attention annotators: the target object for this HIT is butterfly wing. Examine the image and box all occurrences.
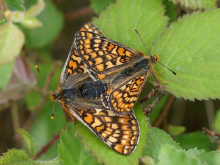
[75,30,144,80]
[60,22,105,88]
[63,103,140,155]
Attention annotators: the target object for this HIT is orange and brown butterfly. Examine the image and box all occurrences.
[49,23,140,155]
[75,22,177,115]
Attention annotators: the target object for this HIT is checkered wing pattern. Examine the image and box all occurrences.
[60,23,105,87]
[65,104,140,155]
[108,74,147,114]
[75,30,143,80]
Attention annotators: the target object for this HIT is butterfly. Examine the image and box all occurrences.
[50,23,140,155]
[74,22,165,115]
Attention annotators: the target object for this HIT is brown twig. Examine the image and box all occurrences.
[33,129,63,159]
[153,95,175,127]
[65,7,93,21]
[11,101,20,140]
[143,92,165,115]
[203,127,220,152]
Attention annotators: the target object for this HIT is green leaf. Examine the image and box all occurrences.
[157,145,206,165]
[34,157,63,165]
[163,0,177,23]
[59,124,99,165]
[170,0,216,10]
[0,23,25,65]
[90,0,116,14]
[93,0,168,54]
[214,109,220,132]
[144,127,180,162]
[75,107,148,165]
[17,128,35,157]
[5,0,25,11]
[152,10,220,100]
[168,125,186,136]
[175,131,217,151]
[0,149,33,165]
[0,60,14,90]
[23,0,64,48]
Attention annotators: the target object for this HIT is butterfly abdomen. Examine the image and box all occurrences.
[79,81,108,99]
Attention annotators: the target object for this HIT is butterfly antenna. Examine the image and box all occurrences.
[35,65,57,95]
[135,28,178,76]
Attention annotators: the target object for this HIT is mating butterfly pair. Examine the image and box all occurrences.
[52,23,159,155]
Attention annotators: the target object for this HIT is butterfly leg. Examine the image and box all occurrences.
[140,89,159,104]
[142,91,166,115]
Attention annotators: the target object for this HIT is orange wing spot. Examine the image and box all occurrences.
[84,113,93,124]
[136,79,143,85]
[108,137,118,143]
[106,61,113,69]
[91,118,102,127]
[114,145,123,154]
[119,118,129,124]
[125,50,132,57]
[98,74,106,80]
[104,117,112,122]
[96,64,104,71]
[95,57,103,65]
[93,44,99,47]
[121,125,130,130]
[80,27,86,31]
[118,47,125,55]
[74,50,79,55]
[86,49,93,53]
[88,61,93,66]
[96,125,105,132]
[111,46,118,54]
[90,52,97,58]
[132,126,137,130]
[94,48,99,51]
[84,55,90,60]
[101,133,108,138]
[115,92,122,99]
[80,32,85,36]
[98,51,104,55]
[86,32,93,38]
[69,60,77,69]
[121,139,130,145]
[68,69,72,74]
[113,91,119,97]
[112,123,119,129]
[50,94,55,101]
[108,43,115,51]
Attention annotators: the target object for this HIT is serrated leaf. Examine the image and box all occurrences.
[214,109,220,132]
[170,0,216,10]
[90,0,116,14]
[0,149,33,165]
[152,10,220,100]
[75,107,148,165]
[0,23,25,65]
[23,0,64,48]
[0,60,14,90]
[143,127,180,162]
[175,131,217,151]
[34,157,63,165]
[5,0,25,11]
[93,0,168,54]
[17,128,35,157]
[59,124,99,165]
[157,145,206,165]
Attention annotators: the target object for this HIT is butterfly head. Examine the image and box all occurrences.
[150,54,159,64]
[50,92,61,101]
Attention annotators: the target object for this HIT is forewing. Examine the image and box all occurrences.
[65,104,140,155]
[75,31,143,80]
[60,22,104,87]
